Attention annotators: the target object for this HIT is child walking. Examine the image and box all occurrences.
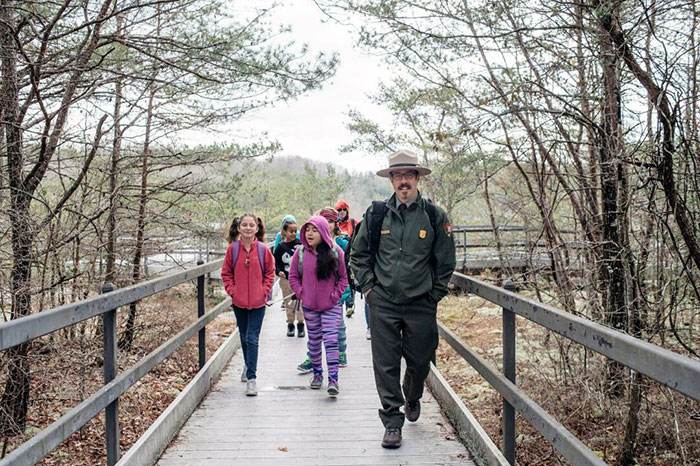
[296,208,351,372]
[273,219,304,337]
[288,216,348,397]
[320,208,352,365]
[221,214,275,396]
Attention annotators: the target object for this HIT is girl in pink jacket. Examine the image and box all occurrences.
[288,215,349,397]
[221,213,275,396]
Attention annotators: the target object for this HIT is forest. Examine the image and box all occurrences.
[1,0,700,464]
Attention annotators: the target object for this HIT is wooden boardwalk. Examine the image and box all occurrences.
[158,296,475,465]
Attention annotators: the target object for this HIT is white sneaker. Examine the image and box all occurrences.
[240,365,247,382]
[246,379,257,396]
[366,328,371,340]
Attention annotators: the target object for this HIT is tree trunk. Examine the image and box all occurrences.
[595,0,628,395]
[121,8,160,348]
[121,88,153,350]
[482,166,504,278]
[106,11,125,284]
[105,79,123,284]
[1,0,30,435]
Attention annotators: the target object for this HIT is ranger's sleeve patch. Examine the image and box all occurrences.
[443,222,453,236]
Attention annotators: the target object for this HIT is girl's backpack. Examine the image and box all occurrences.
[231,240,273,301]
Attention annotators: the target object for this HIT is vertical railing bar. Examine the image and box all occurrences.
[102,282,119,466]
[197,260,206,370]
[502,280,518,465]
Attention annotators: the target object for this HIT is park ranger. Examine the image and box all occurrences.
[350,149,456,449]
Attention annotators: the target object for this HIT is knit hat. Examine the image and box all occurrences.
[279,214,297,230]
[316,207,339,223]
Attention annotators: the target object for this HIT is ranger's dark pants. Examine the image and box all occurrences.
[367,291,438,428]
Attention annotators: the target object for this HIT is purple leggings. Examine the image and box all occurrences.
[303,303,342,383]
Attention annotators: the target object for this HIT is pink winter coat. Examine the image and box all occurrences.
[288,216,349,312]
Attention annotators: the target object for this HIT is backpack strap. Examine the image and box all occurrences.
[256,241,266,276]
[332,245,340,286]
[368,201,388,265]
[231,240,241,278]
[425,200,439,244]
[297,247,305,280]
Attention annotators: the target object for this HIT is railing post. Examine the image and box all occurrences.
[502,280,518,465]
[197,260,206,370]
[101,282,119,466]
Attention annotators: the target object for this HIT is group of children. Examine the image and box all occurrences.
[221,202,362,398]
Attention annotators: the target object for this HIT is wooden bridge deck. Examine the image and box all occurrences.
[158,296,475,465]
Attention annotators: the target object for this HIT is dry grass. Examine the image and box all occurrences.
[1,284,235,465]
[436,291,700,466]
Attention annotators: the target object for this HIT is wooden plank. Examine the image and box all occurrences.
[117,328,241,466]
[158,295,475,466]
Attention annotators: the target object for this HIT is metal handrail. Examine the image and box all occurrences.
[450,273,700,401]
[439,323,605,466]
[0,258,227,466]
[445,271,700,465]
[0,260,223,352]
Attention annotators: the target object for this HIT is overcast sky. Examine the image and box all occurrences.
[231,0,395,174]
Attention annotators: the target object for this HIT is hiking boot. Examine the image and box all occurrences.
[366,328,371,340]
[310,373,323,389]
[297,322,305,338]
[246,379,257,396]
[240,365,247,382]
[382,427,402,448]
[287,323,295,337]
[297,357,313,373]
[405,399,421,422]
[345,306,355,318]
[327,380,339,397]
[339,352,348,367]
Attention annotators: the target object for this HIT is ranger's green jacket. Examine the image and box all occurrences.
[350,192,457,304]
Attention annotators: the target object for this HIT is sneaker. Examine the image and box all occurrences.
[345,306,355,318]
[309,373,323,389]
[246,379,257,396]
[296,322,305,338]
[339,352,348,367]
[327,380,339,397]
[366,328,371,340]
[287,323,295,337]
[297,357,313,374]
[240,365,247,382]
[382,427,402,448]
[405,399,421,422]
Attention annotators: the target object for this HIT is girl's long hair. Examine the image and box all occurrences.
[226,216,240,243]
[315,240,338,280]
[227,213,266,243]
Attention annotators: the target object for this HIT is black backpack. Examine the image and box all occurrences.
[346,199,439,285]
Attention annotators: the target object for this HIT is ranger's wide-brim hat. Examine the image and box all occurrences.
[376,149,432,178]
